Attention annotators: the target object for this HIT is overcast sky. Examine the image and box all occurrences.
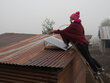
[0,0,110,35]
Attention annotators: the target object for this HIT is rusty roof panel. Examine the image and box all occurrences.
[0,37,48,62]
[0,34,76,69]
[0,34,47,52]
[0,33,35,47]
[0,64,58,83]
[25,50,76,68]
[7,43,45,64]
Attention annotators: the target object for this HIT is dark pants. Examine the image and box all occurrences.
[75,43,101,72]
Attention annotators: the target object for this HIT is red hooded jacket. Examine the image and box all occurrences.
[54,21,88,45]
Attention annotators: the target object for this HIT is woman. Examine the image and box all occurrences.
[52,11,104,75]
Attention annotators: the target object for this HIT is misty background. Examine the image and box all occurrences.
[0,0,110,35]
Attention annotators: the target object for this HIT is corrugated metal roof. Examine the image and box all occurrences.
[0,34,76,69]
[0,33,36,47]
[99,26,110,40]
[0,63,58,83]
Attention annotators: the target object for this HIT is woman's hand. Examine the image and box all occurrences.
[49,30,54,33]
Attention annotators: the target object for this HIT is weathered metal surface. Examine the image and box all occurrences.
[0,64,58,83]
[99,26,110,40]
[0,33,35,47]
[0,34,75,69]
[0,34,80,83]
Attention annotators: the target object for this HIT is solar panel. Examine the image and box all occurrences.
[44,36,72,51]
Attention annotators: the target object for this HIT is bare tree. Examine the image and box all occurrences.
[42,18,55,34]
[101,19,110,27]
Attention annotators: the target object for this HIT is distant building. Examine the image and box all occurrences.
[98,26,110,54]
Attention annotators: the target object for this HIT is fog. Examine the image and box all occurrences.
[0,0,110,35]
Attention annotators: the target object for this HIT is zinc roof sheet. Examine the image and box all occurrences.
[0,33,76,69]
[99,26,110,40]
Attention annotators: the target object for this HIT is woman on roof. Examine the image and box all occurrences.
[51,11,104,75]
